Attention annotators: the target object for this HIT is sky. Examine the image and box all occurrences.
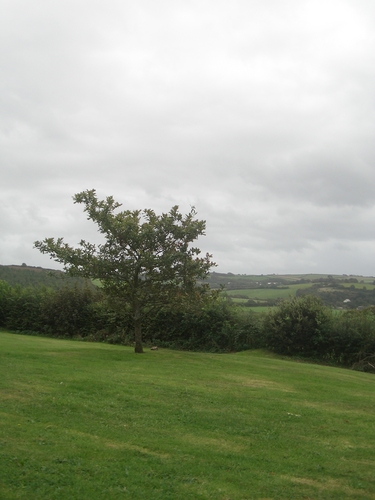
[1,0,375,275]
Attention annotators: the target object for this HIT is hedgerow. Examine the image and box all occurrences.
[265,295,375,371]
[1,280,375,370]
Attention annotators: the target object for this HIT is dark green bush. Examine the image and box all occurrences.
[144,301,265,352]
[0,280,11,326]
[264,296,375,371]
[5,285,48,332]
[329,308,375,370]
[1,283,103,338]
[85,298,133,344]
[264,295,332,357]
[40,285,101,337]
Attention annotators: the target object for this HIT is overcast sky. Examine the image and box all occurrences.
[1,0,375,275]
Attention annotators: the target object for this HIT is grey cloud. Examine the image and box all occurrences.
[1,0,375,275]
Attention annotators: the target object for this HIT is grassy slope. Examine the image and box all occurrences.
[226,283,375,308]
[1,332,375,500]
[0,265,95,290]
[226,284,313,301]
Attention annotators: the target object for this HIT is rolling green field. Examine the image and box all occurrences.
[226,284,313,302]
[225,281,375,308]
[275,274,375,283]
[340,283,375,290]
[1,331,375,499]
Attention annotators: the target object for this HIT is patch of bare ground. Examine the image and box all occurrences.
[281,476,373,498]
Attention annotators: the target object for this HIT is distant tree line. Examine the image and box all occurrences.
[1,280,375,372]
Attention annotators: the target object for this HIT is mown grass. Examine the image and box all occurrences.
[1,331,375,499]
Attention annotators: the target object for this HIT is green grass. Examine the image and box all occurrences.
[1,332,375,499]
[244,306,274,313]
[339,283,375,290]
[226,283,313,301]
[226,281,375,308]
[275,274,375,283]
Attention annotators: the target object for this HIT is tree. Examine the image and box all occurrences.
[34,189,216,353]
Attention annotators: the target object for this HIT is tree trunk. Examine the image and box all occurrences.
[134,305,144,353]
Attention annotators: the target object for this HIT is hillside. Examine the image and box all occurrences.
[207,271,375,289]
[0,264,95,290]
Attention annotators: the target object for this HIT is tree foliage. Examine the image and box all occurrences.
[34,189,216,352]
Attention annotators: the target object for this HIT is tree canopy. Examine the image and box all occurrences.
[35,189,216,352]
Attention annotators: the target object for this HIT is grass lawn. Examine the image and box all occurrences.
[1,332,375,499]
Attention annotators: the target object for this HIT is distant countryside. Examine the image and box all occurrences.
[208,271,375,311]
[2,265,375,311]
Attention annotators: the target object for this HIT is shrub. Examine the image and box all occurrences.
[264,295,332,357]
[1,283,104,339]
[40,285,101,337]
[144,301,265,352]
[5,285,49,332]
[329,308,375,370]
[0,280,11,326]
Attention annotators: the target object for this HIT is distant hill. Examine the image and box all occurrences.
[207,271,375,290]
[0,264,95,290]
[208,272,375,310]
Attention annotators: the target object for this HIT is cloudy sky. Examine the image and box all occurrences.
[1,0,375,275]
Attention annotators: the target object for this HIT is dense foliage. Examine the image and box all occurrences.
[265,295,375,371]
[264,295,332,357]
[0,281,100,337]
[144,301,263,352]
